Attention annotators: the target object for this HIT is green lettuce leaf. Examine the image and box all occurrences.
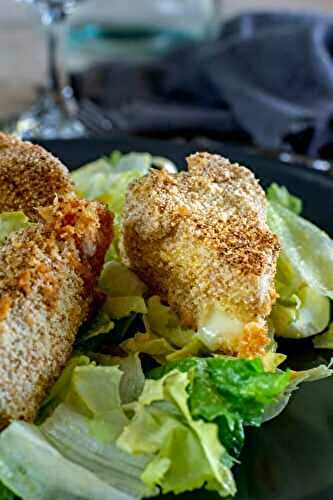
[99,261,147,297]
[79,311,115,340]
[271,284,330,339]
[267,183,302,214]
[118,296,205,363]
[0,361,154,500]
[313,323,333,349]
[67,365,129,443]
[75,311,115,353]
[260,350,287,373]
[267,201,333,299]
[82,353,145,404]
[0,421,145,500]
[72,152,150,202]
[72,152,173,260]
[0,211,31,245]
[37,355,90,423]
[150,357,290,458]
[121,332,177,364]
[103,296,147,320]
[147,296,196,348]
[118,370,236,497]
[267,198,332,338]
[263,363,333,421]
[0,480,14,500]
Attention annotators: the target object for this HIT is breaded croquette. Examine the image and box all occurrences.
[123,152,280,358]
[0,197,113,428]
[0,134,113,427]
[0,133,74,220]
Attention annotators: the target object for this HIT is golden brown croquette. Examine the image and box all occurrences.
[0,197,113,427]
[122,152,280,358]
[0,134,113,427]
[0,133,74,220]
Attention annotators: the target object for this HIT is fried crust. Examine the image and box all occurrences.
[0,197,113,427]
[123,153,280,356]
[0,133,74,220]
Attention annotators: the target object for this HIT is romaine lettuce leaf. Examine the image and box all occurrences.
[103,296,147,319]
[82,353,145,404]
[0,361,154,500]
[271,284,330,339]
[79,311,115,340]
[0,422,140,500]
[263,362,333,421]
[147,296,196,348]
[37,355,90,423]
[99,261,147,297]
[267,196,332,338]
[117,296,205,363]
[67,365,129,443]
[0,480,14,500]
[261,351,287,372]
[267,183,302,214]
[118,370,236,497]
[72,152,151,202]
[267,201,333,300]
[150,356,291,458]
[121,332,177,364]
[72,152,172,260]
[74,311,115,353]
[0,211,31,245]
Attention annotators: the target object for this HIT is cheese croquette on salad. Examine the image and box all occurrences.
[123,152,280,358]
[0,134,333,500]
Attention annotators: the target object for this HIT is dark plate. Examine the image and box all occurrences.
[39,136,333,500]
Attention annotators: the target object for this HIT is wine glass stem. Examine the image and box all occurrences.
[42,11,75,112]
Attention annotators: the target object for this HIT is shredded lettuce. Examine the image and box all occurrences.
[72,152,174,260]
[0,359,154,500]
[270,283,330,339]
[147,296,196,348]
[121,297,206,364]
[103,296,147,320]
[72,152,151,202]
[74,311,115,354]
[122,332,177,364]
[267,201,333,300]
[37,355,90,423]
[99,261,147,297]
[150,356,291,458]
[0,422,141,500]
[263,362,333,422]
[266,185,333,338]
[118,369,237,497]
[267,183,302,214]
[0,211,31,245]
[80,311,115,341]
[2,164,332,500]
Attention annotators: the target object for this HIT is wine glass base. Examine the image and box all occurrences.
[6,93,87,140]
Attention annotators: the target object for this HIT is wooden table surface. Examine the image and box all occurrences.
[1,0,333,121]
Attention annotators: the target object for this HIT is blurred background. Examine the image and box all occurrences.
[2,0,333,121]
[3,0,333,161]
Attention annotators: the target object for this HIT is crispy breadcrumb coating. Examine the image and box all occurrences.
[0,134,113,427]
[0,197,112,428]
[123,152,280,357]
[0,133,74,220]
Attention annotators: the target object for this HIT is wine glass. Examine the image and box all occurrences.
[8,0,86,139]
